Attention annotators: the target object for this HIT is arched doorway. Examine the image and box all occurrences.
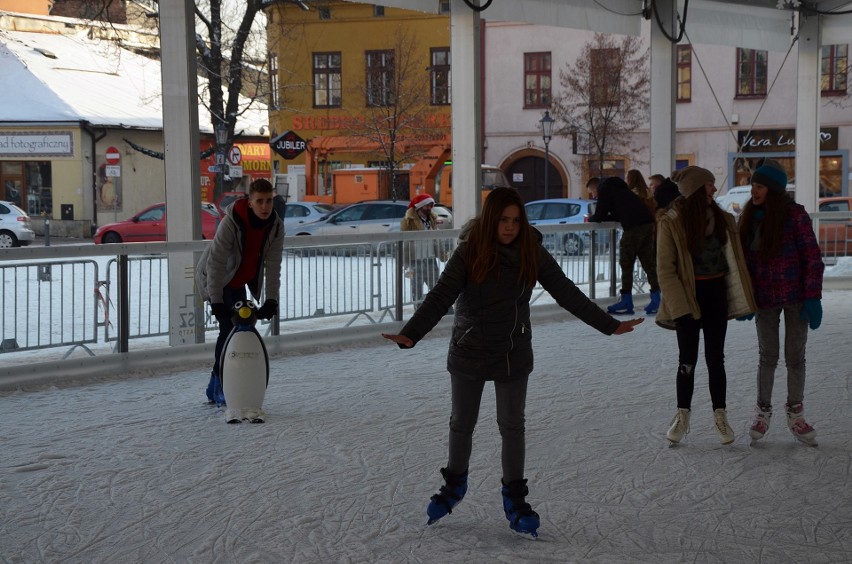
[506,154,564,203]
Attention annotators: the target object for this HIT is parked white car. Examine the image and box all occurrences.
[0,200,35,247]
[716,184,796,217]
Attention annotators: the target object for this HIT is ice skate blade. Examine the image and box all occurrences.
[794,436,818,447]
[510,528,539,539]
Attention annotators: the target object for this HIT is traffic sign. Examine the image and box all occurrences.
[105,165,121,177]
[207,165,222,173]
[105,146,121,165]
[228,165,243,178]
[227,146,242,165]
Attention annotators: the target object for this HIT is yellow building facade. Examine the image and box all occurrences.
[264,1,452,203]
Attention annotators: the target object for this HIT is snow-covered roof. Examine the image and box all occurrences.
[0,27,268,135]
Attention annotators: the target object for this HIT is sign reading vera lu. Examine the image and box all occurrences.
[270,131,307,160]
[105,146,121,165]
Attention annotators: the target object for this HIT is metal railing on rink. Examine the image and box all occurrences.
[0,224,628,377]
[0,259,100,355]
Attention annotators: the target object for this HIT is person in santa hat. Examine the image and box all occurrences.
[401,194,444,308]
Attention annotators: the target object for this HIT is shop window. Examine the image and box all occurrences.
[1,161,52,216]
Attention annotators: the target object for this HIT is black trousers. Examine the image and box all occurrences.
[675,276,729,411]
[212,285,247,376]
[447,374,529,483]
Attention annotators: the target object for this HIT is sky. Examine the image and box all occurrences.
[2,284,851,562]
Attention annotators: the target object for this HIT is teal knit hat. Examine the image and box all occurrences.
[751,165,787,194]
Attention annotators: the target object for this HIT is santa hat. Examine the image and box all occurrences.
[409,194,435,209]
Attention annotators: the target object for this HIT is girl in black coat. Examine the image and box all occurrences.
[383,187,642,537]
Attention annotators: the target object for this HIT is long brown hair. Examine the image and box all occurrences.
[674,188,728,255]
[738,190,791,258]
[466,187,538,286]
[626,169,652,200]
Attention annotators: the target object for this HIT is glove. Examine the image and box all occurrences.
[210,302,228,322]
[736,313,755,321]
[256,299,278,320]
[800,298,822,330]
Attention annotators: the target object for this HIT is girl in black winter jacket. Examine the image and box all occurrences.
[383,187,642,537]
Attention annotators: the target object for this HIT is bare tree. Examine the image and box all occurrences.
[551,33,650,179]
[342,26,439,201]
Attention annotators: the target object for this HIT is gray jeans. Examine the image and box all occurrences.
[447,374,528,483]
[755,304,809,409]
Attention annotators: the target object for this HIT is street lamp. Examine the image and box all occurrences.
[215,122,228,199]
[540,110,555,199]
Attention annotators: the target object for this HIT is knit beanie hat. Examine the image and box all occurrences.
[751,164,788,194]
[671,166,715,199]
[409,194,435,209]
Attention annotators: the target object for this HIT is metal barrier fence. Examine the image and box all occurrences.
[5,209,847,367]
[103,255,170,342]
[0,259,100,355]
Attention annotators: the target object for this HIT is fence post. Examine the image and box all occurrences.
[117,255,130,353]
[395,238,404,322]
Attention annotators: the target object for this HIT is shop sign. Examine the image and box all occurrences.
[270,131,307,160]
[738,127,838,152]
[0,131,74,157]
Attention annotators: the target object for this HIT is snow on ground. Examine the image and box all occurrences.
[1,290,851,563]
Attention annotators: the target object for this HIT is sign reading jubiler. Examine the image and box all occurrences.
[270,130,307,160]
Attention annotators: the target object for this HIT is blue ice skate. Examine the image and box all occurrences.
[205,372,226,406]
[607,293,634,315]
[502,479,540,538]
[426,467,468,525]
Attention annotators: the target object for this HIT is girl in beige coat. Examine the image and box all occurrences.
[656,166,756,446]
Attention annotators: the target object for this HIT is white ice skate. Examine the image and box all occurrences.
[785,403,817,447]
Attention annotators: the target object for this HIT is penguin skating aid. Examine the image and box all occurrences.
[220,301,269,423]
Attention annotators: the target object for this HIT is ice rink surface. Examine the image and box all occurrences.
[2,290,850,563]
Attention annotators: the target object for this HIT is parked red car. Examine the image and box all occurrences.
[817,196,852,258]
[93,202,219,244]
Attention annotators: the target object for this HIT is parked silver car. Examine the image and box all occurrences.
[0,200,35,247]
[524,198,597,255]
[281,202,336,233]
[292,200,408,236]
[432,204,454,229]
